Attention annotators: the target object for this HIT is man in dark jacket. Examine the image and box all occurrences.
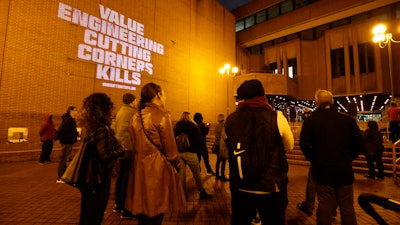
[56,106,78,183]
[300,89,365,225]
[225,79,294,225]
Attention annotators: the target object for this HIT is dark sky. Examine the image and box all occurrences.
[217,0,251,11]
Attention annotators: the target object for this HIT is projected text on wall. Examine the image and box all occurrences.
[58,2,164,90]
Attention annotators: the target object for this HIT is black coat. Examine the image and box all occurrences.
[174,120,204,153]
[299,106,364,187]
[56,113,78,144]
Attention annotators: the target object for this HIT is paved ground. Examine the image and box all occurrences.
[0,153,399,225]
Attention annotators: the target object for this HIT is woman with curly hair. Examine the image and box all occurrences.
[125,83,186,225]
[76,93,125,225]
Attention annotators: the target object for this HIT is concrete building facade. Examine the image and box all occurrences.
[0,0,236,160]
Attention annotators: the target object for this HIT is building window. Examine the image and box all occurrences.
[268,5,280,19]
[256,10,267,24]
[245,15,255,28]
[236,20,244,32]
[331,48,345,77]
[281,0,294,15]
[358,43,375,74]
[269,62,278,73]
[288,58,297,78]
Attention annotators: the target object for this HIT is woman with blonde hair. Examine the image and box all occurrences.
[174,112,213,200]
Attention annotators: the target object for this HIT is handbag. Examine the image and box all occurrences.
[61,131,96,188]
[176,133,191,152]
[211,140,220,154]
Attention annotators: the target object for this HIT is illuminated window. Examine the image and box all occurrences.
[236,20,244,32]
[245,15,255,28]
[288,58,297,78]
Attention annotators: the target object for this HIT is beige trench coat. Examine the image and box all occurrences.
[125,103,186,217]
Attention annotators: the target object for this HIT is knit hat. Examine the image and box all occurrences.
[237,79,265,99]
[122,93,136,104]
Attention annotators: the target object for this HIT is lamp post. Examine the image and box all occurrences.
[219,63,238,115]
[373,24,400,98]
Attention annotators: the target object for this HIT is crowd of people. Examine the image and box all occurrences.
[38,79,399,225]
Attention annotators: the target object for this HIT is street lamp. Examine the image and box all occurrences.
[219,63,239,115]
[373,24,400,98]
[219,63,238,78]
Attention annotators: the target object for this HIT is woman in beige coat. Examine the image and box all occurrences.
[125,83,186,224]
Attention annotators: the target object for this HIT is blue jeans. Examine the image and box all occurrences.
[179,152,204,192]
[58,144,73,178]
[316,182,356,225]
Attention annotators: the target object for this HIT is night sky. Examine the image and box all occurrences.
[217,0,251,11]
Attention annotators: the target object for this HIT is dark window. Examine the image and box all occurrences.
[268,5,280,19]
[269,62,278,73]
[236,20,244,32]
[358,43,375,74]
[281,0,294,15]
[331,48,345,77]
[295,0,309,8]
[256,10,267,24]
[245,15,255,28]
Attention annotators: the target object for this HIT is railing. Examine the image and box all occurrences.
[393,139,400,185]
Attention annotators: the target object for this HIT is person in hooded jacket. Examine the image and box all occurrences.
[39,114,55,164]
[56,106,79,183]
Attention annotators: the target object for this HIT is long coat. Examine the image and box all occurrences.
[125,103,186,217]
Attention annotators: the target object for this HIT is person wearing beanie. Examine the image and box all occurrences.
[300,89,364,225]
[113,92,138,219]
[225,79,294,225]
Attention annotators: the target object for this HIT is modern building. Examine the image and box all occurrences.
[232,0,400,117]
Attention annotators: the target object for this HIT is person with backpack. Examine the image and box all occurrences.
[225,79,294,225]
[362,120,385,179]
[174,112,213,200]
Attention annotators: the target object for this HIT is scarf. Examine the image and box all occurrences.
[238,96,273,109]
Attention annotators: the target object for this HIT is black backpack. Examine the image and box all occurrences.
[225,108,288,192]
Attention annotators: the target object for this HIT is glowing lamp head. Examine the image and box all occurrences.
[224,63,231,70]
[219,67,225,74]
[231,67,239,74]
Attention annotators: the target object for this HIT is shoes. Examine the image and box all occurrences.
[297,202,313,215]
[112,206,121,213]
[120,211,137,219]
[199,190,213,200]
[207,170,216,175]
[364,175,375,179]
[39,162,45,165]
[56,179,65,184]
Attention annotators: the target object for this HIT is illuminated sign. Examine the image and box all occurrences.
[57,2,165,90]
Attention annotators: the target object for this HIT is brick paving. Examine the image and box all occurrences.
[0,154,399,224]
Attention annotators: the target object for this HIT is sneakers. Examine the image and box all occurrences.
[199,190,213,200]
[297,202,313,215]
[56,179,65,184]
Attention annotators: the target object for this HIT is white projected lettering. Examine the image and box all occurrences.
[58,2,164,90]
